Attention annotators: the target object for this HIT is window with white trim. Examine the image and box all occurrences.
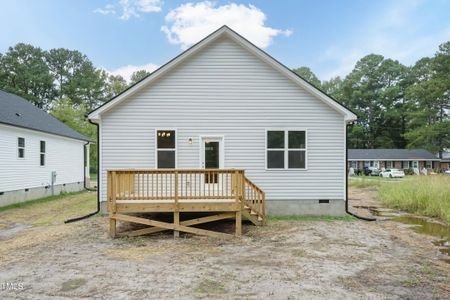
[156,130,176,168]
[18,137,25,158]
[40,141,46,166]
[267,130,306,169]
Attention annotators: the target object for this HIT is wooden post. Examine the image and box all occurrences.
[241,170,245,210]
[235,211,242,237]
[174,171,179,238]
[234,170,239,205]
[109,171,117,238]
[174,212,180,238]
[234,170,242,237]
[109,218,116,238]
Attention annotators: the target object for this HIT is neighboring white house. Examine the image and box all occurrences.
[0,90,90,206]
[88,26,357,216]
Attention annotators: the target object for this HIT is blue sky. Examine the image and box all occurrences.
[1,0,450,81]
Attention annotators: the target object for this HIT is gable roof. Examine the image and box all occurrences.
[348,149,439,160]
[88,25,357,122]
[0,90,90,142]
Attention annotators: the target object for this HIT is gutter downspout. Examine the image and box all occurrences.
[65,119,100,224]
[345,121,376,221]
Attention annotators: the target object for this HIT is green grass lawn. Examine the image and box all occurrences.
[378,175,450,223]
[0,191,97,226]
[350,175,450,223]
[348,175,407,188]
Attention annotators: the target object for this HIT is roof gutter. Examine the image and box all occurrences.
[345,122,376,221]
[65,119,100,223]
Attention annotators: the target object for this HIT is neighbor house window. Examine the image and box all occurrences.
[267,130,306,169]
[425,161,432,169]
[40,141,46,166]
[386,161,393,168]
[18,137,25,158]
[156,130,176,168]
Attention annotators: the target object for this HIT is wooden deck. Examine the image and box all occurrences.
[107,169,266,238]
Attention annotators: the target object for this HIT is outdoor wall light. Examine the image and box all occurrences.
[188,137,193,144]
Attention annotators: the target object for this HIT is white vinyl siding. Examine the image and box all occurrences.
[0,124,85,191]
[99,36,345,202]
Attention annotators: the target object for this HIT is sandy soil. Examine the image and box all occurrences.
[0,190,449,299]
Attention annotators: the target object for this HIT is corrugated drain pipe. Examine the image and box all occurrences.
[345,122,376,221]
[64,119,100,224]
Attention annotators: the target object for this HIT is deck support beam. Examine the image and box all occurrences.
[111,213,234,239]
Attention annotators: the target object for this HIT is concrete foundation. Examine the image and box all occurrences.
[99,199,347,216]
[100,201,108,215]
[0,182,84,207]
[266,199,346,216]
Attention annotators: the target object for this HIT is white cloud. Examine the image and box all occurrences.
[94,0,162,20]
[93,4,116,15]
[317,0,450,80]
[107,63,159,82]
[161,1,292,49]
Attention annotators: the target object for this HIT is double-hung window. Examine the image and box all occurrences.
[267,130,306,169]
[156,130,176,168]
[18,137,25,158]
[40,141,46,166]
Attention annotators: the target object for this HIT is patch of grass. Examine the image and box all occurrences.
[0,191,97,225]
[379,175,450,223]
[194,278,227,294]
[348,177,383,188]
[268,215,356,222]
[0,191,85,212]
[60,278,87,292]
[292,248,307,257]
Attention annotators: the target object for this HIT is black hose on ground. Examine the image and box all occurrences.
[345,122,376,221]
[64,120,100,224]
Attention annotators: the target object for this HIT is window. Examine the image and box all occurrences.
[386,161,393,168]
[267,130,306,169]
[425,161,432,169]
[18,137,25,158]
[40,141,46,166]
[156,130,176,168]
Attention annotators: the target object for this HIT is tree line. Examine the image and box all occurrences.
[0,44,150,172]
[294,41,449,155]
[0,43,150,110]
[1,41,449,161]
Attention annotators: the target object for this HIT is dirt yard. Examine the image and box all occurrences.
[0,190,449,299]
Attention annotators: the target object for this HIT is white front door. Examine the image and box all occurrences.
[200,136,224,185]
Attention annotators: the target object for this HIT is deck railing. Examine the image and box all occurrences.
[107,169,245,206]
[107,169,266,222]
[244,176,266,219]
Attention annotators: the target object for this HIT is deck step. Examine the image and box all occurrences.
[242,209,264,226]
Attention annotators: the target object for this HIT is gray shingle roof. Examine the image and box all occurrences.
[349,149,439,160]
[0,90,90,141]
